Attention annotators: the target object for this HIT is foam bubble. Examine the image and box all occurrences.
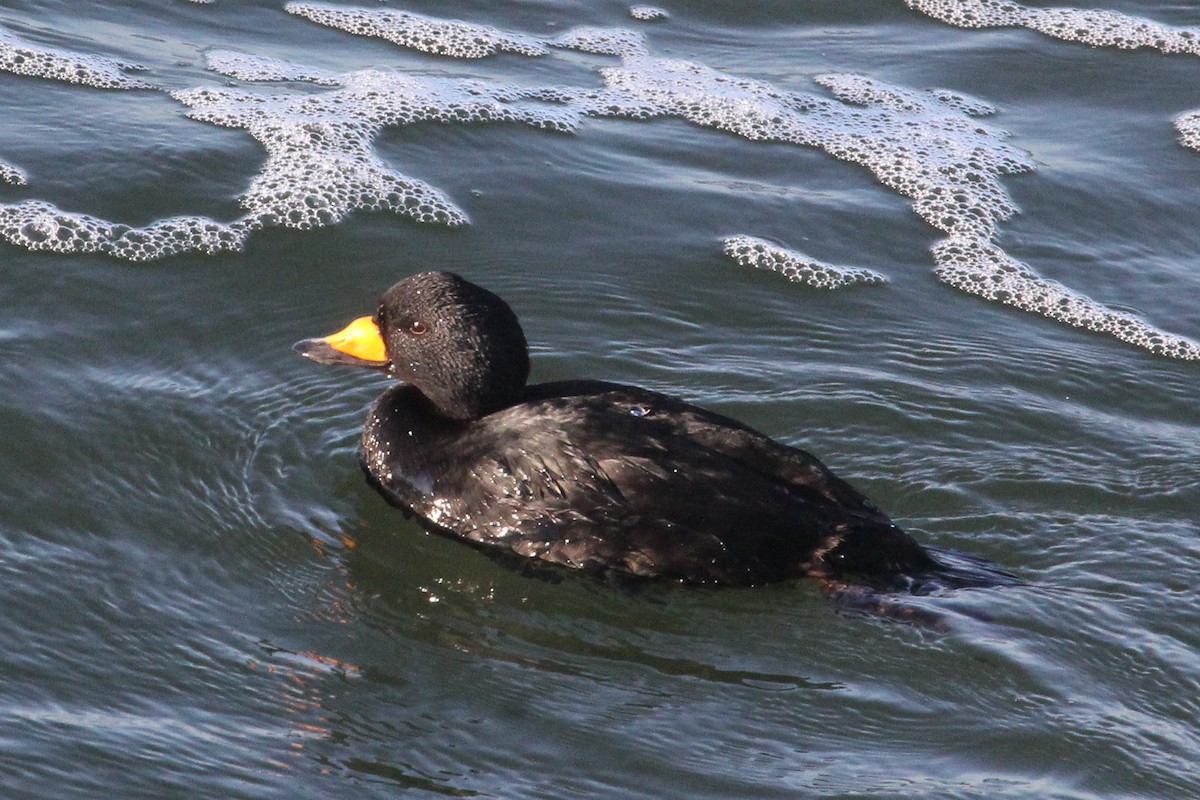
[907,1,1200,56]
[933,234,1200,359]
[284,2,548,59]
[174,85,465,230]
[0,23,153,89]
[1174,109,1200,153]
[174,64,582,231]
[724,235,886,289]
[283,3,1031,247]
[554,26,649,58]
[586,59,1030,240]
[581,53,1193,357]
[2,5,1193,358]
[204,50,343,86]
[0,200,246,261]
[0,159,26,186]
[904,0,1023,28]
[630,7,669,22]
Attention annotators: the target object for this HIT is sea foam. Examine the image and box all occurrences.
[0,200,245,261]
[0,23,153,89]
[275,3,1198,358]
[907,0,1200,56]
[724,236,886,289]
[0,158,25,186]
[284,3,549,59]
[173,53,583,231]
[907,2,1200,166]
[0,4,1196,358]
[629,7,669,22]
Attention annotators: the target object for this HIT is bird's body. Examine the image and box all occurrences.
[297,271,1011,593]
[360,379,939,586]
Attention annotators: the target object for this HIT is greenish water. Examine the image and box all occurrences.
[0,2,1198,798]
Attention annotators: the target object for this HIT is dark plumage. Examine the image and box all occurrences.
[296,271,1010,592]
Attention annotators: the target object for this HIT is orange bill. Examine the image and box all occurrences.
[293,315,389,367]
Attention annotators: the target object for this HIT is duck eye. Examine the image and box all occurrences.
[408,320,428,335]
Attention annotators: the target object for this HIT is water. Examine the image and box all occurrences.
[1,1,1198,798]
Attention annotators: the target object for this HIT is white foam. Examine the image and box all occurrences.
[724,235,886,289]
[554,26,649,58]
[629,7,669,22]
[174,85,464,230]
[0,159,26,186]
[585,51,1193,357]
[0,23,153,89]
[174,63,583,231]
[587,59,1030,241]
[933,234,1200,360]
[906,1,1200,56]
[204,50,343,86]
[0,200,246,261]
[281,5,1032,247]
[1175,109,1200,154]
[0,5,1193,358]
[284,2,548,59]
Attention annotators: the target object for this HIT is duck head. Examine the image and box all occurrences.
[295,271,531,421]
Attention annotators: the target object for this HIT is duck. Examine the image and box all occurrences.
[295,271,1010,593]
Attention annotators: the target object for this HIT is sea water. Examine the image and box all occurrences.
[0,2,1197,798]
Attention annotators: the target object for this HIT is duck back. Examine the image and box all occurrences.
[360,379,941,586]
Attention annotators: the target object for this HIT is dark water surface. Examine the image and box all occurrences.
[1,1,1198,798]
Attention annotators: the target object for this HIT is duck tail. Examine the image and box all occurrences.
[911,546,1023,593]
[819,546,1021,628]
